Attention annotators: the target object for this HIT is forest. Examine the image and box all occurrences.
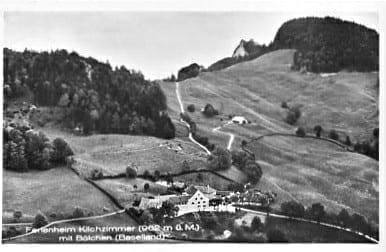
[274,17,379,72]
[3,48,175,139]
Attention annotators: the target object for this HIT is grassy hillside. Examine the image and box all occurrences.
[159,49,378,222]
[3,168,119,218]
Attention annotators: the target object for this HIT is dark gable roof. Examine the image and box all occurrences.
[186,185,216,195]
[168,195,190,204]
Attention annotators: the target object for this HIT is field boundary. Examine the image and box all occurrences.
[234,205,378,243]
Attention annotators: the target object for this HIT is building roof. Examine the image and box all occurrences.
[186,185,216,195]
[138,197,163,209]
[168,195,190,205]
[232,116,247,122]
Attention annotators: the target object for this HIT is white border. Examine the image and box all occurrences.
[0,1,385,252]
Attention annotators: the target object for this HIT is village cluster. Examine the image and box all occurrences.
[132,182,277,217]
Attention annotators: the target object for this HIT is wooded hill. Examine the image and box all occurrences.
[206,16,379,73]
[3,48,175,139]
[273,16,379,72]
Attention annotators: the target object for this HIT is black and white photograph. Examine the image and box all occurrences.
[0,0,384,247]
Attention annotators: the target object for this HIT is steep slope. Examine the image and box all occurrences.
[160,49,378,222]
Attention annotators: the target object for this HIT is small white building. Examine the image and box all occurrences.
[232,116,248,124]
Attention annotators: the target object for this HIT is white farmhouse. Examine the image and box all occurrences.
[232,116,248,124]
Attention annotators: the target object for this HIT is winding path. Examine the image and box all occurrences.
[212,121,235,150]
[176,81,235,151]
[175,82,211,155]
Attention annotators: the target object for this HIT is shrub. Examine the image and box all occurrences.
[51,138,74,164]
[373,128,379,138]
[13,211,22,220]
[207,143,216,151]
[306,203,325,223]
[313,125,323,138]
[281,201,305,218]
[187,104,195,112]
[329,129,339,141]
[251,216,264,232]
[32,213,48,228]
[126,164,137,179]
[338,209,352,227]
[91,169,103,179]
[285,111,297,125]
[144,183,150,191]
[244,160,263,184]
[181,160,190,171]
[267,229,288,242]
[153,170,161,180]
[285,107,302,125]
[207,147,232,170]
[345,136,352,146]
[180,112,192,124]
[281,101,289,109]
[295,127,306,137]
[72,207,85,218]
[202,104,219,117]
[143,170,151,179]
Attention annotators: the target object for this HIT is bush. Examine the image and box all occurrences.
[181,160,190,171]
[180,112,192,124]
[267,229,288,242]
[313,125,323,138]
[72,207,85,218]
[295,127,306,137]
[244,160,263,184]
[91,169,103,179]
[281,101,289,109]
[285,111,298,125]
[373,128,379,138]
[207,147,232,170]
[329,129,339,141]
[306,203,325,223]
[187,104,195,113]
[338,209,352,227]
[126,164,137,179]
[202,104,219,117]
[281,201,305,218]
[32,213,48,228]
[13,211,23,220]
[143,170,151,179]
[251,216,263,232]
[345,136,352,146]
[51,138,74,164]
[144,183,150,191]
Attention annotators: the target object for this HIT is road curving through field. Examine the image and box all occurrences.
[175,82,211,155]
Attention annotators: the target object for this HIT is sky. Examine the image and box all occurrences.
[3,11,378,79]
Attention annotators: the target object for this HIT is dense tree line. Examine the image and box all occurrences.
[274,17,379,72]
[231,149,263,184]
[280,200,378,238]
[3,48,175,139]
[3,124,73,172]
[177,63,202,81]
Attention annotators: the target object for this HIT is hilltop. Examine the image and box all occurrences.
[204,16,379,73]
